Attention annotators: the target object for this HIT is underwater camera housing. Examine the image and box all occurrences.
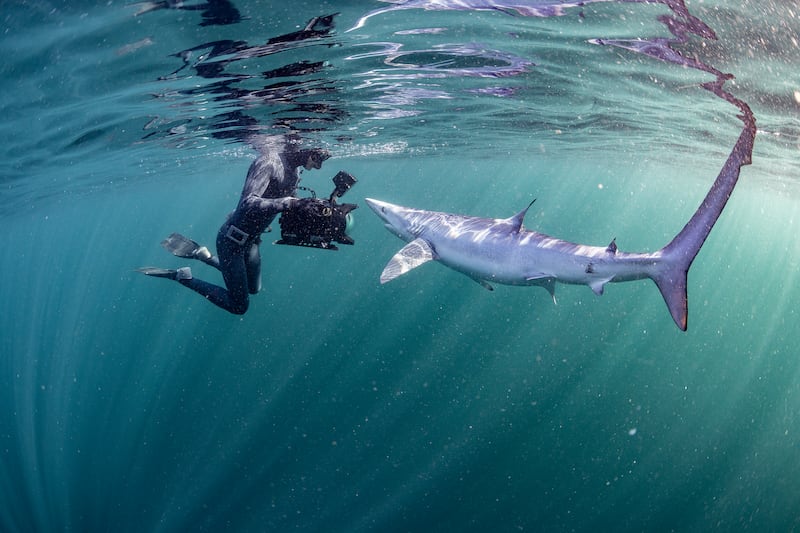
[276,171,358,250]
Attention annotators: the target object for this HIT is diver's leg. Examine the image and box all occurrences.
[201,255,221,271]
[246,242,262,295]
[177,277,235,313]
[174,237,249,315]
[218,251,250,314]
[178,255,249,315]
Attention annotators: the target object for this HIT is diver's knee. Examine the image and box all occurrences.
[231,299,249,315]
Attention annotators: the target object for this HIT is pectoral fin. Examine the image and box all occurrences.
[526,273,557,303]
[380,238,436,284]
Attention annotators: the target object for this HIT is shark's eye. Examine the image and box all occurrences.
[381,207,386,213]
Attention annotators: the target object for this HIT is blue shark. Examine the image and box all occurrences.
[366,126,754,331]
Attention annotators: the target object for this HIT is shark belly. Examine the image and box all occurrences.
[426,230,560,286]
[430,229,656,291]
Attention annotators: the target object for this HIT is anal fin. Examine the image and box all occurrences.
[470,277,494,291]
[589,277,614,296]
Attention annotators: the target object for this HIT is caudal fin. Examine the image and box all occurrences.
[651,266,689,331]
[649,114,755,331]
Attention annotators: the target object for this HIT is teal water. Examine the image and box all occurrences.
[2,1,800,531]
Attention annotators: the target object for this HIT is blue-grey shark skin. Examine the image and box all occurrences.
[366,116,756,331]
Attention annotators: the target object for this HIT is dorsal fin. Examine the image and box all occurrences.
[606,238,617,254]
[507,198,536,233]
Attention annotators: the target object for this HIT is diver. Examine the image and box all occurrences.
[136,135,334,315]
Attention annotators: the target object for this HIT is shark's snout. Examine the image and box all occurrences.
[365,197,387,214]
[365,198,416,241]
[365,197,394,223]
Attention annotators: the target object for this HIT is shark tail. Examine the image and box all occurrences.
[650,261,690,331]
[648,118,755,331]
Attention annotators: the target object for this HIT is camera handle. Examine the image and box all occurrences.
[296,185,317,199]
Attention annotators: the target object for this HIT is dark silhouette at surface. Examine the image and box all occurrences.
[133,0,243,26]
[143,13,343,145]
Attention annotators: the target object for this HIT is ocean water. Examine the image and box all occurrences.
[2,0,800,531]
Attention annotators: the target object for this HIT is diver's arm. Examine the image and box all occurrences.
[245,195,298,213]
[240,154,283,199]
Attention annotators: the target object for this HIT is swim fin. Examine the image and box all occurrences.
[135,266,192,280]
[136,266,179,279]
[161,233,210,260]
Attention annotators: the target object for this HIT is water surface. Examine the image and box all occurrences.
[1,1,799,531]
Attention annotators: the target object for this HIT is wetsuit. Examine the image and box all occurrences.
[178,151,300,314]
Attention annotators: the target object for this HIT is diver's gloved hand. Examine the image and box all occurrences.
[293,197,317,210]
[273,196,300,211]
